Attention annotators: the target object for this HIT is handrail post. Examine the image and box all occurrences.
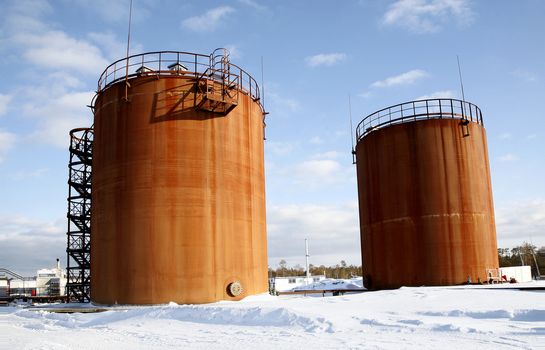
[426,100,429,118]
[194,54,197,80]
[388,107,391,123]
[159,52,162,72]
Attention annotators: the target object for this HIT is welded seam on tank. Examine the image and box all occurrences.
[366,212,489,226]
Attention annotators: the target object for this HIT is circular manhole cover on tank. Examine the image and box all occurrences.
[227,281,243,297]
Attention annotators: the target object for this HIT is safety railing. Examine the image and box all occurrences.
[97,50,263,111]
[67,127,93,303]
[355,98,483,143]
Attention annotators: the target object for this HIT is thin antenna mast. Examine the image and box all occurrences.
[305,238,310,285]
[457,55,470,137]
[456,55,466,104]
[261,55,269,140]
[124,0,133,101]
[261,56,265,110]
[349,94,356,164]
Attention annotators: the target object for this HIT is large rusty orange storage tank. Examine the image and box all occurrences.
[354,99,498,289]
[91,49,268,304]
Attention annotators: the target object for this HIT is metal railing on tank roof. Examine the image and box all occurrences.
[355,98,483,142]
[97,50,263,110]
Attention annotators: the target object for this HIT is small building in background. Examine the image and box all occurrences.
[5,279,36,297]
[500,266,532,283]
[271,275,327,292]
[36,259,67,296]
[1,259,67,297]
[0,278,8,298]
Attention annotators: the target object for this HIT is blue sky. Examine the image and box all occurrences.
[0,0,544,275]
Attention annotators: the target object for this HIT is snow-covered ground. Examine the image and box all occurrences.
[2,283,545,349]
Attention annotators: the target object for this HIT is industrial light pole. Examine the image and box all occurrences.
[305,238,310,285]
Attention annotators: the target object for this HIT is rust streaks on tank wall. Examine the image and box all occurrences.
[355,103,498,289]
[91,59,267,304]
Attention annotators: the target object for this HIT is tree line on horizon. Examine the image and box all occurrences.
[269,259,362,280]
[268,242,545,280]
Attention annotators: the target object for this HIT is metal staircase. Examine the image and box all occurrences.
[0,268,34,281]
[66,127,93,302]
[195,48,239,115]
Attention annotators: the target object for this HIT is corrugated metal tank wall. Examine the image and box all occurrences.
[356,117,498,289]
[91,73,267,304]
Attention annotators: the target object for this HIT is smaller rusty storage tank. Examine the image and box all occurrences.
[354,99,499,289]
[91,49,268,304]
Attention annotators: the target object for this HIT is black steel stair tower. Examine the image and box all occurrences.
[66,127,93,302]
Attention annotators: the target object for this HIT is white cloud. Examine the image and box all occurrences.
[2,2,111,76]
[237,0,267,11]
[7,0,52,17]
[267,203,361,267]
[224,44,242,59]
[312,151,341,160]
[264,82,301,117]
[334,130,348,139]
[266,141,295,156]
[88,31,143,62]
[383,0,474,34]
[499,153,518,162]
[0,69,94,149]
[296,159,342,179]
[12,168,49,180]
[416,90,457,100]
[69,0,152,23]
[527,134,537,140]
[309,136,324,145]
[25,90,95,148]
[371,69,429,88]
[267,91,300,114]
[0,130,17,163]
[182,6,235,32]
[0,214,65,276]
[511,69,537,83]
[498,132,512,140]
[46,72,83,89]
[0,4,98,147]
[1,0,51,33]
[496,199,545,248]
[0,94,13,116]
[305,53,347,68]
[358,91,373,99]
[14,30,109,75]
[275,151,356,189]
[267,151,355,190]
